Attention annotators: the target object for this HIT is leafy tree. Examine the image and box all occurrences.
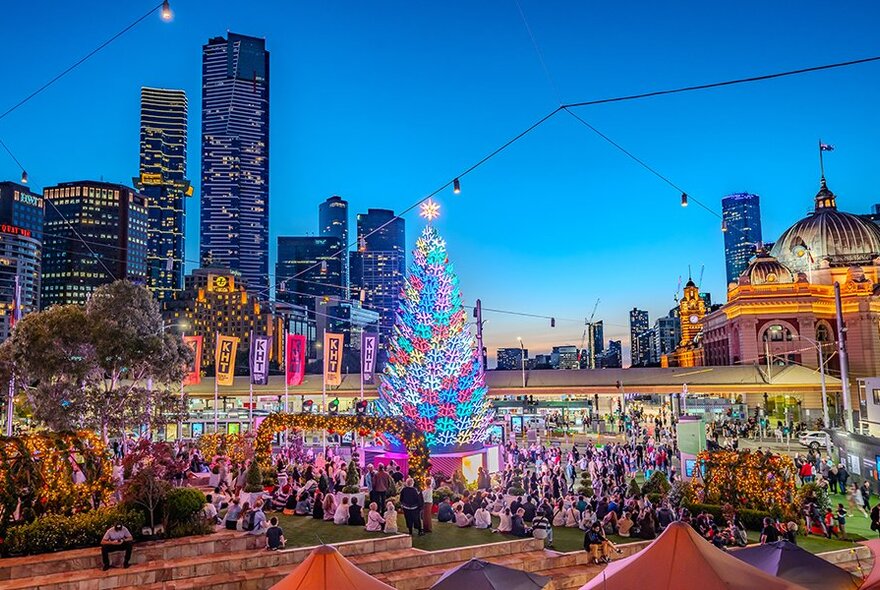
[123,466,170,534]
[7,281,193,438]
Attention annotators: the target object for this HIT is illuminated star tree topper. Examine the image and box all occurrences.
[377,220,492,449]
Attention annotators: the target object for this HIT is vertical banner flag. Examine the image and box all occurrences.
[361,332,378,384]
[183,335,203,386]
[286,334,306,386]
[215,334,239,386]
[249,334,271,386]
[324,332,344,386]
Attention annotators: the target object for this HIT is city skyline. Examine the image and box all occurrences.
[2,2,880,361]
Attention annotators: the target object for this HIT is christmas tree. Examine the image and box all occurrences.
[378,201,492,449]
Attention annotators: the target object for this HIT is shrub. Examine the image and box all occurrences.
[684,502,772,531]
[796,482,830,513]
[627,478,642,498]
[641,471,671,496]
[433,486,457,504]
[262,466,278,488]
[342,460,361,494]
[576,471,593,497]
[165,488,206,530]
[507,472,525,496]
[243,460,263,493]
[4,507,144,556]
[668,480,695,508]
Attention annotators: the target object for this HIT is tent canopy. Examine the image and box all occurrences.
[858,539,880,590]
[270,545,395,590]
[431,558,549,590]
[579,522,808,590]
[730,540,859,590]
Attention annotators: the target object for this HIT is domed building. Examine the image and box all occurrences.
[701,176,880,423]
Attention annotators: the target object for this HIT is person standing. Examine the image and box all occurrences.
[371,464,392,509]
[100,523,133,571]
[399,478,424,536]
[421,475,434,533]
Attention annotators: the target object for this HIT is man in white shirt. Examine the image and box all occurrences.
[100,523,133,570]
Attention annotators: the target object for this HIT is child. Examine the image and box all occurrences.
[266,517,286,550]
[383,501,399,534]
[836,503,848,540]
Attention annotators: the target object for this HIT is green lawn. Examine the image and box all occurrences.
[271,512,639,553]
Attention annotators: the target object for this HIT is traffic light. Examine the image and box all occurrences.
[355,400,368,415]
[302,400,314,413]
[329,398,339,415]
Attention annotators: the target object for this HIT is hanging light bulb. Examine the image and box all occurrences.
[453,178,461,194]
[721,219,728,232]
[161,0,172,21]
[20,170,28,184]
[681,192,688,207]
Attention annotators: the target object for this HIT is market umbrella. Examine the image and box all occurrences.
[430,558,550,590]
[730,540,859,590]
[579,522,807,590]
[270,544,396,590]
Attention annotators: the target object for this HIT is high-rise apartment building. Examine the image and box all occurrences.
[201,33,270,293]
[0,182,43,338]
[722,193,762,285]
[551,345,579,370]
[41,181,147,307]
[135,87,191,300]
[349,209,405,342]
[319,196,348,290]
[596,340,622,368]
[275,236,344,308]
[629,308,649,367]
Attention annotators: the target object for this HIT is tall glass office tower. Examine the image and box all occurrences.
[722,193,762,285]
[200,33,270,293]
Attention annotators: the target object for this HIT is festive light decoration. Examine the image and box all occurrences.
[254,412,431,486]
[0,431,114,533]
[419,199,441,221]
[694,449,796,518]
[197,432,249,465]
[377,224,492,449]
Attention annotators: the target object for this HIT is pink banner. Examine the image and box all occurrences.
[286,334,306,386]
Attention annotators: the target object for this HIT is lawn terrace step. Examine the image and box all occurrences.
[7,534,413,590]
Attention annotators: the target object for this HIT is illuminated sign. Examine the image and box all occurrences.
[14,192,43,208]
[0,225,31,238]
[208,274,234,293]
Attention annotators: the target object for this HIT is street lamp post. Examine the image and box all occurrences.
[517,337,526,389]
[797,335,832,455]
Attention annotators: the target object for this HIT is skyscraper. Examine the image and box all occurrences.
[41,181,147,307]
[319,196,348,290]
[135,87,190,300]
[0,182,43,339]
[629,307,649,366]
[201,33,270,293]
[722,193,762,285]
[349,209,405,342]
[497,347,527,370]
[275,236,344,308]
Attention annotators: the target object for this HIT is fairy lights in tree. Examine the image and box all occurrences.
[378,202,492,448]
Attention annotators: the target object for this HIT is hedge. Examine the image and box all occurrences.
[4,507,145,556]
[164,488,207,537]
[684,502,774,531]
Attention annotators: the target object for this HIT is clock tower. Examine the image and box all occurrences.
[679,278,706,347]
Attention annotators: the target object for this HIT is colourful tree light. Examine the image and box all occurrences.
[378,223,492,448]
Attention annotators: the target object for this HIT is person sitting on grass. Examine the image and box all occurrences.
[366,502,386,532]
[617,510,634,538]
[100,522,133,571]
[272,484,291,512]
[203,494,219,524]
[474,502,492,529]
[454,504,474,527]
[312,491,324,520]
[532,511,553,548]
[511,508,529,537]
[294,492,312,516]
[493,507,512,534]
[266,517,286,551]
[384,501,399,534]
[322,492,337,521]
[247,500,268,535]
[437,497,455,523]
[224,498,242,530]
[348,497,366,526]
[334,496,350,525]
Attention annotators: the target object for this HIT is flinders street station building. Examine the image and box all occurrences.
[700,176,880,420]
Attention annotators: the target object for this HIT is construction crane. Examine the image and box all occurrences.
[578,298,601,367]
[697,264,705,290]
[673,275,682,302]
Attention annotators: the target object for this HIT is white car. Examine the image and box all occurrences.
[798,430,830,450]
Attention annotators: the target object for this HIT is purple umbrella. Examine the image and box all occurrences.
[430,558,550,590]
[730,540,859,590]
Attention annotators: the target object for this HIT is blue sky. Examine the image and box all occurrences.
[1,1,880,364]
